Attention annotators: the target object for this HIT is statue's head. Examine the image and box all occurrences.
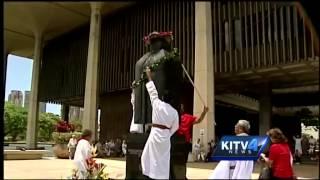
[144,31,173,52]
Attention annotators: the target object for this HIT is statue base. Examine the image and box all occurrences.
[125,133,187,179]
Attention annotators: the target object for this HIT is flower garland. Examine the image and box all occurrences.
[131,48,180,89]
[143,31,173,45]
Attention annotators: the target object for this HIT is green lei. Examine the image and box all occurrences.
[131,48,179,89]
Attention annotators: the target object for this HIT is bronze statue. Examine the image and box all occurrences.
[127,32,185,179]
[132,32,183,125]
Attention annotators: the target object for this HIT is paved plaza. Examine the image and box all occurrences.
[4,157,319,179]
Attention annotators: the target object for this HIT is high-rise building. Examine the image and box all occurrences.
[24,91,30,109]
[8,90,23,107]
[39,102,46,113]
[24,90,46,113]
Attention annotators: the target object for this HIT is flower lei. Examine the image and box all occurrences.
[131,48,179,89]
[143,31,173,45]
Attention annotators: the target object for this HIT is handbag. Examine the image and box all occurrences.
[258,166,272,179]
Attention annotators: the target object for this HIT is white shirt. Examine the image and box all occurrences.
[146,81,179,135]
[294,138,302,152]
[73,139,92,178]
[141,81,179,179]
[209,133,254,179]
[68,138,77,148]
[194,143,201,151]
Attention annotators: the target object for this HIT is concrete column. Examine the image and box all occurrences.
[259,87,272,135]
[83,3,102,141]
[61,105,70,122]
[2,52,8,94]
[26,34,42,149]
[192,2,215,154]
[1,52,9,127]
[3,52,8,89]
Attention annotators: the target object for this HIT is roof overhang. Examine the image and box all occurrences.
[216,60,319,94]
[4,2,134,59]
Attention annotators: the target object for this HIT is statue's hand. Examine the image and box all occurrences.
[131,81,136,89]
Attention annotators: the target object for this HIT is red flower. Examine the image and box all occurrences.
[55,120,75,133]
[143,31,174,44]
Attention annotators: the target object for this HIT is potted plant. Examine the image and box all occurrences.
[52,120,81,159]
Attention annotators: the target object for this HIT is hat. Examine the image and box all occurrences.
[143,31,173,45]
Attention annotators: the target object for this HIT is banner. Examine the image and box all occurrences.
[211,136,271,161]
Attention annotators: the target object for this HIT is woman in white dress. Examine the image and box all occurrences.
[293,135,302,164]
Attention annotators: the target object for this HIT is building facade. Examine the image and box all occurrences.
[25,90,46,113]
[40,2,318,141]
[8,90,23,107]
[4,2,318,149]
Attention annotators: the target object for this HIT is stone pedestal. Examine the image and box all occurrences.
[125,133,148,179]
[125,133,187,179]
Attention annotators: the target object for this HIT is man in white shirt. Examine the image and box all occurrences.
[141,67,180,179]
[73,129,93,179]
[209,120,254,179]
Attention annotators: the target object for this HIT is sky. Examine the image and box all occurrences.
[5,54,61,116]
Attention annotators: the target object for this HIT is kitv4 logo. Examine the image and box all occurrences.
[211,136,270,161]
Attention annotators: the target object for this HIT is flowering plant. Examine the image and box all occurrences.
[68,145,108,179]
[55,120,75,133]
[68,158,108,179]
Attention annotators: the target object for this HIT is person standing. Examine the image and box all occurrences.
[73,129,93,179]
[315,139,319,160]
[109,139,116,157]
[94,141,103,158]
[308,136,316,160]
[193,138,202,161]
[301,135,310,156]
[205,142,214,162]
[177,104,208,163]
[105,140,110,157]
[293,135,302,164]
[122,140,127,157]
[209,120,254,179]
[67,135,77,160]
[261,128,294,179]
[141,67,179,179]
